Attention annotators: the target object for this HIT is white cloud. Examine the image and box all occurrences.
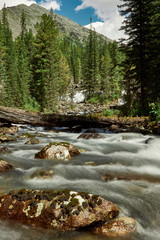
[0,0,61,11]
[39,0,61,10]
[76,0,125,40]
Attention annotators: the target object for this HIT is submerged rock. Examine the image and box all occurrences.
[77,129,104,140]
[0,189,119,230]
[30,170,54,179]
[25,138,40,145]
[0,159,13,172]
[35,142,80,160]
[93,217,136,237]
[103,172,160,183]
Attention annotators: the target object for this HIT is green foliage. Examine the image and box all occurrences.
[88,95,109,104]
[102,109,120,117]
[119,0,160,115]
[149,103,160,121]
[82,22,100,98]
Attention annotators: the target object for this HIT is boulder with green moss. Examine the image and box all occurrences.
[0,189,119,230]
[35,142,80,160]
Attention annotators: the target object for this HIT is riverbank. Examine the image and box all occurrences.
[0,105,159,134]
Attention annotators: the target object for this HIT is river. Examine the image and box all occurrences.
[0,124,160,240]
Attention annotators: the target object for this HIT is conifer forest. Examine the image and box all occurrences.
[0,1,159,118]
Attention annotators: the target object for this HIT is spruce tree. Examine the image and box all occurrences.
[82,18,99,99]
[119,0,157,114]
[32,13,69,111]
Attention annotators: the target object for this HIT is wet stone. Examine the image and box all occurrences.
[0,189,119,231]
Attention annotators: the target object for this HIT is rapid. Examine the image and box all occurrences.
[0,124,160,240]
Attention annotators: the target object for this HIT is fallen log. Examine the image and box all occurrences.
[0,106,103,127]
[0,106,152,133]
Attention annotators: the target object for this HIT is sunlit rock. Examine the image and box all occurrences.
[0,159,13,172]
[0,189,119,230]
[18,133,36,139]
[35,142,80,160]
[77,129,104,140]
[93,217,136,237]
[0,134,17,143]
[0,126,18,135]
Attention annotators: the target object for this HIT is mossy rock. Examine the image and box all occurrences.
[35,142,80,160]
[25,138,40,145]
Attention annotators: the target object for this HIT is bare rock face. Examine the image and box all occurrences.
[77,129,104,140]
[35,142,80,160]
[0,159,13,172]
[93,217,137,237]
[0,189,119,230]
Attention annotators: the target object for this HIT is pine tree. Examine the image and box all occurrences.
[32,13,70,111]
[15,10,33,107]
[82,18,99,99]
[119,0,157,114]
[70,43,81,84]
[100,49,113,99]
[1,5,20,107]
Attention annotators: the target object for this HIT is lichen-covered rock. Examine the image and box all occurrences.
[0,159,13,172]
[0,134,17,143]
[77,129,104,140]
[93,217,136,237]
[0,126,18,135]
[35,142,80,160]
[0,189,119,230]
[25,138,40,145]
[30,170,54,179]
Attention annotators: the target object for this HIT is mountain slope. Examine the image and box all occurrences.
[0,4,111,42]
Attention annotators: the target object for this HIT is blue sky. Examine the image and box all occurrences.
[0,0,125,40]
[53,0,101,26]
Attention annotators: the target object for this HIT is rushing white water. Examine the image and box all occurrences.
[0,124,160,240]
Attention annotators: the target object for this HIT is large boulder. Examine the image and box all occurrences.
[0,189,119,230]
[93,217,136,237]
[0,159,13,172]
[35,142,80,160]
